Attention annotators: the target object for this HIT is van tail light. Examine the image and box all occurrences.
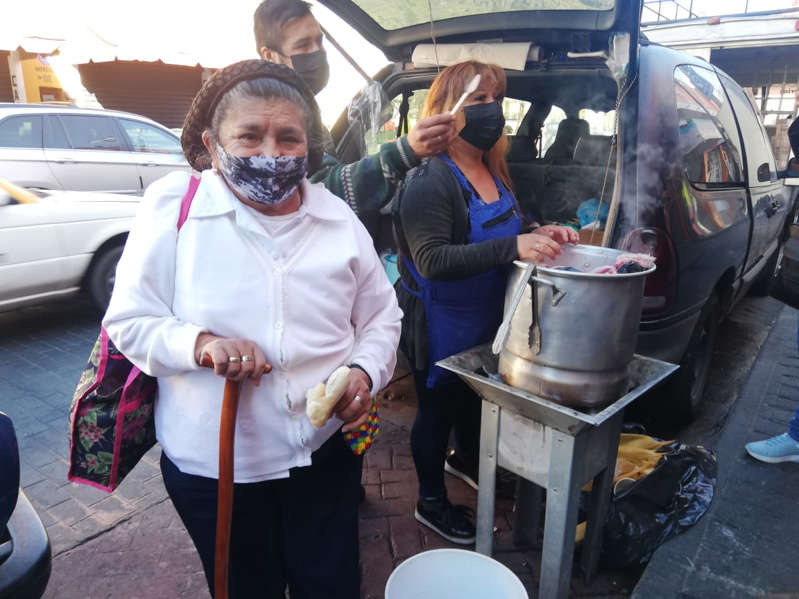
[621,227,677,315]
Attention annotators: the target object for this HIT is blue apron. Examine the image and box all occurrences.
[402,155,522,388]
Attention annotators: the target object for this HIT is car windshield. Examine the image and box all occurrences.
[351,0,615,30]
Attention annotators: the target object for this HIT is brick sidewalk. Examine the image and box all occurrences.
[3,299,635,598]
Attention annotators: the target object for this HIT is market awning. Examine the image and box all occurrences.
[0,35,65,55]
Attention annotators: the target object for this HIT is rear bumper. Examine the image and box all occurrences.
[0,491,51,599]
[636,309,701,364]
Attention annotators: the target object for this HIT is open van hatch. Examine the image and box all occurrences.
[317,0,641,65]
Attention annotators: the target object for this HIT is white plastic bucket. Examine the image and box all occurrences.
[384,549,528,599]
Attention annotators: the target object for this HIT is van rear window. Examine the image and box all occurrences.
[352,0,615,30]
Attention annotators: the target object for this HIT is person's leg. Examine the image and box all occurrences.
[410,368,452,500]
[409,369,476,544]
[789,406,799,442]
[281,432,362,599]
[447,380,482,489]
[227,480,286,598]
[160,453,286,598]
[160,453,217,591]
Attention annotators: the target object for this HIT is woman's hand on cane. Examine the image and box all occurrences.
[195,333,271,383]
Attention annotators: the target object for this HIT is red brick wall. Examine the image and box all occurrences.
[0,51,13,102]
[79,60,203,128]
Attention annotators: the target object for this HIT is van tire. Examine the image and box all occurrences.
[87,245,124,312]
[671,293,720,419]
[749,249,780,296]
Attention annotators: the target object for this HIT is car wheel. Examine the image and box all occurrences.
[749,248,780,296]
[671,293,720,420]
[87,245,124,311]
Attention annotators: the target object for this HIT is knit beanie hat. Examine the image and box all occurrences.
[181,59,325,172]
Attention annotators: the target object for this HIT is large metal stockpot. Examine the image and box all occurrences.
[497,245,655,409]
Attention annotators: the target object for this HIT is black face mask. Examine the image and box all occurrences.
[290,48,330,95]
[459,101,506,151]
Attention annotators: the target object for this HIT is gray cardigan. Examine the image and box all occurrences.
[393,156,522,371]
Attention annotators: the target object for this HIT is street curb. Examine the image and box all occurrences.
[633,305,799,598]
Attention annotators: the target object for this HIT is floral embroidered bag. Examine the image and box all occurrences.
[68,177,200,492]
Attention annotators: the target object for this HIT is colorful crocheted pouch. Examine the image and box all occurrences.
[343,402,380,455]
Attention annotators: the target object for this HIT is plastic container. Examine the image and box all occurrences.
[381,253,400,286]
[384,549,528,599]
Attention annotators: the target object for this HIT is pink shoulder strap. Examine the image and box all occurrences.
[177,176,201,231]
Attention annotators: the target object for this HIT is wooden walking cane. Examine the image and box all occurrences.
[201,357,271,599]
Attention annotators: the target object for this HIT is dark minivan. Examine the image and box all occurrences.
[323,0,796,416]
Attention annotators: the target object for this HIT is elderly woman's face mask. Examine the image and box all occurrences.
[212,97,309,206]
[216,144,308,206]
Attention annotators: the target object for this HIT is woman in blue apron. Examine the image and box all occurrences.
[393,61,578,544]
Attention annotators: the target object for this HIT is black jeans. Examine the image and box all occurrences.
[160,432,362,599]
[410,368,482,499]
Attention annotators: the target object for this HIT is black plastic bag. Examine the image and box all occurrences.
[586,441,717,569]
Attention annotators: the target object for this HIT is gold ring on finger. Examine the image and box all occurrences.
[228,356,241,363]
[535,243,541,251]
[241,355,253,362]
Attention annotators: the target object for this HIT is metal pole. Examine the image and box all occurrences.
[778,65,788,118]
[475,400,500,555]
[540,430,584,599]
[320,25,372,84]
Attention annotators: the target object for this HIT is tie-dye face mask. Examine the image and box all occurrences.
[215,143,308,206]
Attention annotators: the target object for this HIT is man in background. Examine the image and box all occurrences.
[254,0,456,217]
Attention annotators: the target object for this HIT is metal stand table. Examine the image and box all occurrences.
[438,345,676,599]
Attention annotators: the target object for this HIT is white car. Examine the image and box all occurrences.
[0,104,190,194]
[0,180,137,312]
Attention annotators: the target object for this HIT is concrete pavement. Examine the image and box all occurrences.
[632,306,799,598]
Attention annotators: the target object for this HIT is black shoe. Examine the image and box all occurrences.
[414,497,476,545]
[445,452,479,490]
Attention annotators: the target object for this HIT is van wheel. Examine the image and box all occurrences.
[87,245,124,311]
[672,293,720,419]
[749,249,780,296]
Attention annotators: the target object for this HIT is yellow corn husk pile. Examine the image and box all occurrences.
[576,434,675,543]
[582,433,674,493]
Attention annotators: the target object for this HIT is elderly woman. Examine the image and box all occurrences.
[102,60,401,598]
[394,60,577,545]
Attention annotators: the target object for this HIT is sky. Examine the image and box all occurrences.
[5,0,798,126]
